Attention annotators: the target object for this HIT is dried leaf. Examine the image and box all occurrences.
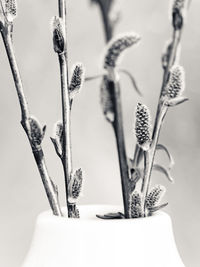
[153,164,174,183]
[156,144,175,169]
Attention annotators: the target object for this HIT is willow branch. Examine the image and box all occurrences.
[95,2,131,217]
[0,24,62,216]
[58,52,73,216]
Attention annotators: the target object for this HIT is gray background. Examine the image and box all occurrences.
[0,0,199,266]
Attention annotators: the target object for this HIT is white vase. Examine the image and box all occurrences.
[21,205,185,267]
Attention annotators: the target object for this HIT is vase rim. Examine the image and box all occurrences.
[37,204,169,224]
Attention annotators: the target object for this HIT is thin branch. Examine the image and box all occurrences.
[0,24,62,216]
[58,52,73,216]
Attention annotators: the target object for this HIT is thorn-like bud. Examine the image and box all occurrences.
[69,63,85,99]
[5,0,17,22]
[171,0,187,30]
[104,32,140,69]
[163,65,185,99]
[129,191,142,218]
[135,103,151,151]
[100,75,115,123]
[29,116,45,145]
[146,185,166,210]
[52,16,65,54]
[68,168,83,203]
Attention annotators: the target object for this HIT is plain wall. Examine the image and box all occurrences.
[0,0,199,266]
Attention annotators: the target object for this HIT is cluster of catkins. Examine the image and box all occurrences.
[0,0,188,219]
[100,0,187,218]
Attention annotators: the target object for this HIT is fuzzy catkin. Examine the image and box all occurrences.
[135,103,151,150]
[146,185,166,210]
[5,0,17,21]
[69,63,84,95]
[104,33,140,69]
[69,169,83,201]
[52,16,65,54]
[29,116,43,145]
[163,65,185,99]
[129,191,142,218]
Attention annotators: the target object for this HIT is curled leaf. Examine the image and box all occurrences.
[153,164,174,183]
[119,68,142,96]
[156,144,175,170]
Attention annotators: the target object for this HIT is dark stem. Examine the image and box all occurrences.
[141,105,168,216]
[1,26,62,216]
[97,1,113,42]
[58,53,73,217]
[108,77,130,218]
[57,0,75,217]
[153,29,181,140]
[96,2,130,217]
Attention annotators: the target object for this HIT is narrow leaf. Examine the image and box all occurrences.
[119,68,142,96]
[156,144,175,170]
[85,74,104,82]
[51,121,63,158]
[153,164,174,183]
[50,137,62,158]
[148,203,168,213]
[96,212,124,219]
[164,97,188,107]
